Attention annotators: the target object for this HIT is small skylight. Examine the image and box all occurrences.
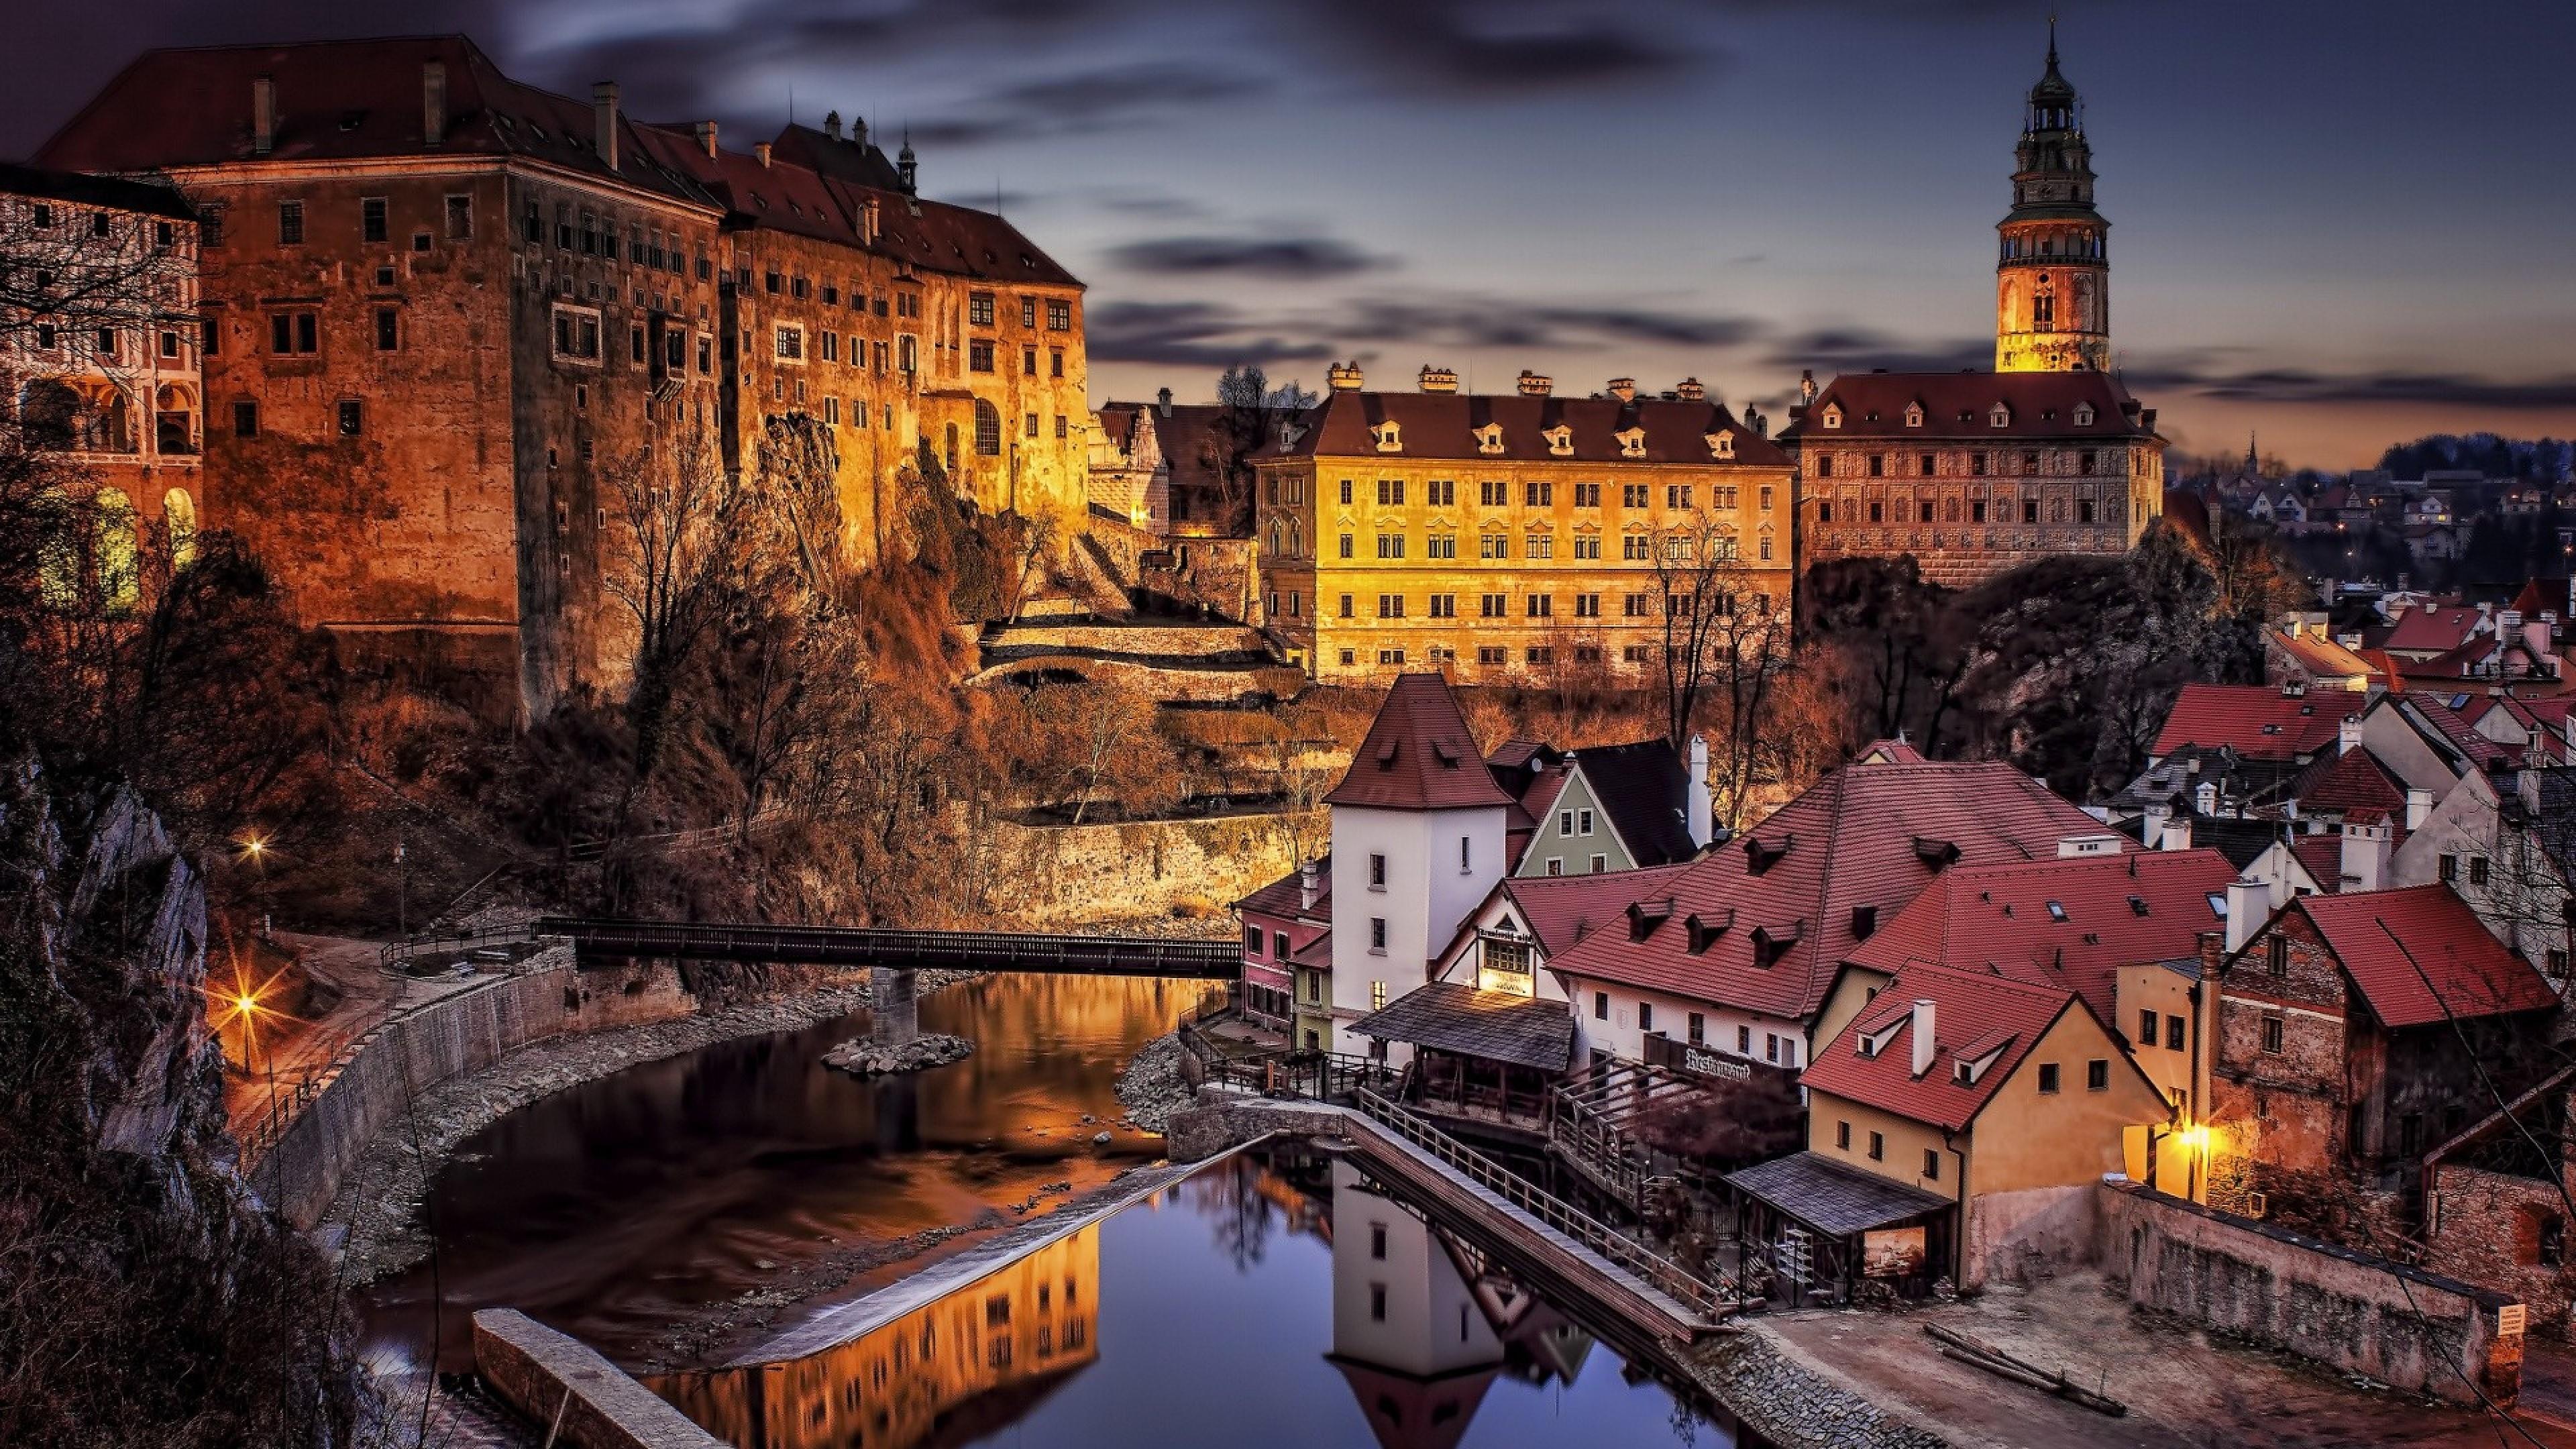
[2045,900,2068,922]
[2129,895,2149,916]
[2207,893,2229,916]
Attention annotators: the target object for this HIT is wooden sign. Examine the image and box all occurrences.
[1864,1225,1928,1278]
[2500,1303,2528,1338]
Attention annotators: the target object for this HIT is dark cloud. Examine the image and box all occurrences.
[1110,235,1390,279]
[1089,291,1766,374]
[1087,300,1340,369]
[1301,0,1702,95]
[1765,327,1991,373]
[912,63,1263,148]
[2125,361,2576,413]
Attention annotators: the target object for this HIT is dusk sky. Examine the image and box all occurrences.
[10,0,2573,469]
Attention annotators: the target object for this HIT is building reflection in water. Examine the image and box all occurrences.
[655,1224,1101,1449]
[1324,1158,1598,1449]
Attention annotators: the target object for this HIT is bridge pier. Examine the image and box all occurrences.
[870,967,919,1046]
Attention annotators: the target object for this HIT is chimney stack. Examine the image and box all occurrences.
[2160,814,2194,853]
[423,62,447,147]
[1299,859,1319,912]
[2406,787,2434,832]
[694,120,719,160]
[1910,1000,1936,1077]
[2338,716,2363,755]
[754,142,772,168]
[1686,735,1713,849]
[1607,377,1637,404]
[823,110,843,141]
[592,82,620,170]
[1799,369,1818,407]
[2340,818,2392,893]
[1515,370,1553,397]
[2224,879,2268,954]
[252,76,276,156]
[1417,364,1458,394]
[1675,377,1707,402]
[1156,386,1173,418]
[1327,361,1364,392]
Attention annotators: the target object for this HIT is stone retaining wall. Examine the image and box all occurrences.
[985,622,1267,655]
[988,810,1319,926]
[2099,1180,2522,1406]
[474,1309,723,1449]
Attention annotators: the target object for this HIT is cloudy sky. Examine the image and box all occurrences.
[9,0,2573,468]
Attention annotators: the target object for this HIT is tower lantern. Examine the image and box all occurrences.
[1994,21,2110,373]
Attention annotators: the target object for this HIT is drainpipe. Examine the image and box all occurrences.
[1942,1128,1970,1287]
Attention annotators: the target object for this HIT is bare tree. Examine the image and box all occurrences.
[601,421,759,798]
[1646,510,1780,761]
[755,412,845,600]
[0,180,198,348]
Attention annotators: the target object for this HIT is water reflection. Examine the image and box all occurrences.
[664,1149,1741,1448]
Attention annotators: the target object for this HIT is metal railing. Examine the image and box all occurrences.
[378,918,542,969]
[1350,1087,1735,1320]
[381,916,1241,977]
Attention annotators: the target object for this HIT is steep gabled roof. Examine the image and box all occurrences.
[1568,739,1697,867]
[1801,963,2089,1133]
[1324,674,1517,812]
[2271,629,2376,682]
[1844,849,2239,1023]
[2294,885,2558,1028]
[1276,390,1790,468]
[1778,370,2156,443]
[1495,863,1694,959]
[2151,684,2353,763]
[2292,747,2408,818]
[2382,604,2485,657]
[1236,854,1330,924]
[1546,756,2117,1020]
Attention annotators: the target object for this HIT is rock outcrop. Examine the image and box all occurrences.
[822,1032,975,1077]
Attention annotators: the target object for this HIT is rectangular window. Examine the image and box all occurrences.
[1340,479,1354,505]
[1022,345,1037,375]
[2037,1063,2061,1093]
[1923,1149,1941,1181]
[1428,593,1456,618]
[2167,1016,2185,1051]
[1525,480,1553,506]
[362,197,388,243]
[1481,480,1507,506]
[277,199,305,245]
[336,399,363,437]
[1593,992,1609,1021]
[1338,594,1354,618]
[1574,482,1601,508]
[1376,594,1404,619]
[2470,856,2491,886]
[1638,1003,1654,1034]
[231,400,258,437]
[1573,535,1601,559]
[1375,534,1405,559]
[1426,535,1456,559]
[2139,1009,2157,1046]
[1480,535,1509,560]
[1377,478,1404,505]
[2261,1016,2284,1053]
[969,339,994,372]
[2086,1059,2109,1091]
[268,311,319,355]
[1477,645,1505,665]
[445,194,472,239]
[1868,1131,1885,1162]
[1835,1120,1851,1150]
[1048,299,1071,330]
[374,308,400,351]
[969,291,996,326]
[1020,296,1038,328]
[1525,595,1552,619]
[2023,498,2040,524]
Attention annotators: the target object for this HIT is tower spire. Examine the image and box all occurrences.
[1993,21,2110,373]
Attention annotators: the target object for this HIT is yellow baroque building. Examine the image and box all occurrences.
[1252,366,1796,686]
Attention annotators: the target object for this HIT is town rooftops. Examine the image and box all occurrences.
[1350,979,1576,1073]
[1802,962,2093,1133]
[0,162,197,222]
[2151,683,2353,763]
[2289,885,2557,1028]
[1236,853,1330,924]
[2291,745,2408,819]
[2271,628,2377,686]
[1324,674,1519,812]
[2378,603,2486,658]
[1724,1151,1953,1236]
[1843,848,2240,1024]
[1778,370,2155,443]
[1270,388,1791,469]
[1545,755,2119,1022]
[1567,739,1699,867]
[1485,863,1695,961]
[35,35,1077,286]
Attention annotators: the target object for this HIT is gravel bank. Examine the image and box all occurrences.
[1112,1030,1194,1132]
[323,968,977,1287]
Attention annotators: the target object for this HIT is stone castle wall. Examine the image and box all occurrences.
[986,809,1321,927]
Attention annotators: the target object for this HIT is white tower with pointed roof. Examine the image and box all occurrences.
[1326,674,1513,1059]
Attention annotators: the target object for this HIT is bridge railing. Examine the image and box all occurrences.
[380,916,1240,974]
[1349,1087,1737,1320]
[378,919,541,969]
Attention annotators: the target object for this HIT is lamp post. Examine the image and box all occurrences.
[394,838,408,940]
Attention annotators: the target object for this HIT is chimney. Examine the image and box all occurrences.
[1686,735,1714,849]
[754,142,773,168]
[592,83,621,170]
[2341,818,2392,893]
[859,195,881,245]
[1327,361,1364,392]
[694,120,720,160]
[252,75,276,156]
[1798,369,1818,407]
[1299,859,1319,912]
[2406,787,2434,832]
[422,62,447,147]
[2057,833,2123,858]
[2224,879,2268,954]
[2339,716,2363,756]
[2528,616,2553,661]
[1607,377,1637,404]
[1156,386,1173,418]
[2194,780,2218,816]
[1675,377,1707,402]
[2161,815,2194,852]
[1417,364,1459,394]
[824,109,843,141]
[1910,1000,1936,1077]
[1515,370,1553,397]
[2141,800,2171,845]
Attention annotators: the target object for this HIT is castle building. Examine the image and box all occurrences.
[1780,29,2163,588]
[1253,365,1794,685]
[1,164,205,597]
[32,36,1087,720]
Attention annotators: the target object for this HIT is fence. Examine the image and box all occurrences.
[1350,1087,1738,1320]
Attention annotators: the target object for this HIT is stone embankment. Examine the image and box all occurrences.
[1110,1030,1193,1132]
[322,967,976,1285]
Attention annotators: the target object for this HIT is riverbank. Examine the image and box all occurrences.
[323,967,979,1287]
[1112,1029,1193,1131]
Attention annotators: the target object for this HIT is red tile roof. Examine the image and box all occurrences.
[1324,674,1518,812]
[2382,605,2485,657]
[2288,835,2346,894]
[2293,885,2558,1028]
[1801,963,2086,1132]
[1778,370,2157,443]
[2151,684,2355,763]
[2292,747,2408,818]
[1498,865,1694,959]
[1546,757,2118,1020]
[1237,855,1329,923]
[1279,390,1790,468]
[1843,849,2240,1022]
[2271,629,2376,683]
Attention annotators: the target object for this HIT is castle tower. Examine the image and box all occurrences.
[1994,22,2110,373]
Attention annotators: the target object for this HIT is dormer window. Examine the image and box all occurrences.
[1743,834,1791,875]
[1373,421,1402,453]
[1989,403,2012,428]
[1750,922,1801,968]
[1474,422,1505,455]
[1616,427,1647,459]
[1685,909,1731,954]
[1705,429,1736,460]
[1904,402,1925,429]
[2073,402,2096,426]
[1819,405,1843,430]
[1544,424,1574,458]
[1275,420,1307,453]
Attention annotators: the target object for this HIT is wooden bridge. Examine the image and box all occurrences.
[382,916,1240,979]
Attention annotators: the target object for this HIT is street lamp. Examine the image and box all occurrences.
[394,838,408,939]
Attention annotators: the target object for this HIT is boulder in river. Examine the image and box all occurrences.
[823,1032,975,1077]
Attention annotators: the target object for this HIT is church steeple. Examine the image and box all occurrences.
[1994,22,2111,373]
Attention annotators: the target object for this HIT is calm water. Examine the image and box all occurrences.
[363,974,1204,1371]
[659,1150,1746,1449]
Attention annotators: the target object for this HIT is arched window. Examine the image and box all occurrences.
[164,488,199,570]
[974,400,1001,456]
[95,488,139,613]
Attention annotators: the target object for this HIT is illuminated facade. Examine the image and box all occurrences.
[1253,366,1794,686]
[1994,25,2110,374]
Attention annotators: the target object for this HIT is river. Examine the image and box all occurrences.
[362,973,1746,1446]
